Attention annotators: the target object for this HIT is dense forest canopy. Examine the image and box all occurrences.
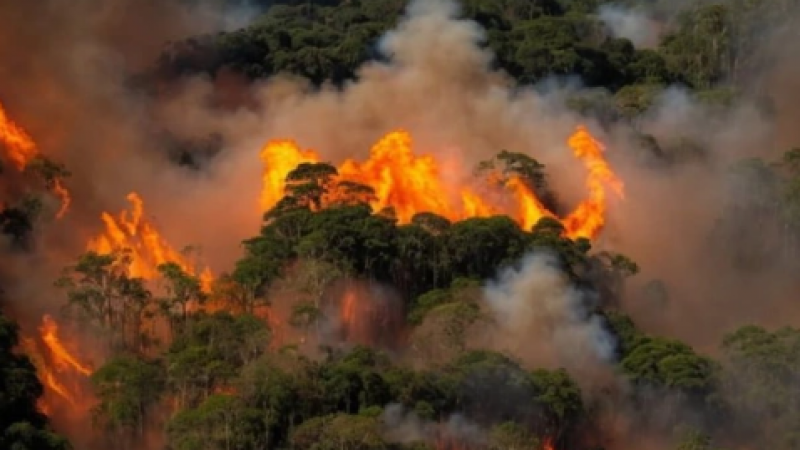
[1,0,800,449]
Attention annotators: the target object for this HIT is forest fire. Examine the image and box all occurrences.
[21,315,93,413]
[0,100,71,218]
[260,125,623,240]
[340,286,368,344]
[0,102,37,170]
[333,281,405,348]
[87,192,214,290]
[561,127,625,239]
[40,315,92,378]
[2,0,798,447]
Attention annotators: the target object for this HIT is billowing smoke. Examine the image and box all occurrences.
[1,0,800,448]
[383,403,486,447]
[481,251,616,382]
[156,0,585,189]
[597,4,661,48]
[2,0,797,358]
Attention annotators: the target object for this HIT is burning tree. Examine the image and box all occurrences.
[0,312,71,450]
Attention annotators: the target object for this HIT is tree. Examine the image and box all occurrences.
[711,157,783,270]
[476,150,559,214]
[444,216,529,280]
[294,204,396,280]
[409,300,483,366]
[528,217,593,277]
[410,212,451,235]
[0,313,71,450]
[166,312,270,409]
[23,155,70,194]
[621,337,717,398]
[588,250,639,303]
[233,354,311,448]
[0,196,42,249]
[675,428,713,450]
[660,4,732,88]
[529,368,584,446]
[392,224,440,298]
[719,326,800,448]
[446,350,534,424]
[284,162,339,210]
[55,251,153,353]
[157,262,206,335]
[90,355,164,447]
[167,394,266,450]
[290,413,386,450]
[286,258,343,339]
[489,422,540,450]
[318,346,392,416]
[602,311,645,360]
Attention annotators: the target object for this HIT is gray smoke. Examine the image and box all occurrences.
[482,251,617,373]
[382,403,485,446]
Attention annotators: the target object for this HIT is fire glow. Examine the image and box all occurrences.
[21,315,93,413]
[260,125,623,240]
[87,192,214,291]
[0,101,71,218]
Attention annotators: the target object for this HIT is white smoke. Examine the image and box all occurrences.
[483,251,617,372]
[382,403,485,446]
[598,4,661,48]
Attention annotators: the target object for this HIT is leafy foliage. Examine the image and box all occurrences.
[0,313,70,450]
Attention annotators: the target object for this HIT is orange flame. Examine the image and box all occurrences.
[337,131,462,223]
[87,192,213,290]
[20,315,93,410]
[0,101,37,170]
[52,178,71,219]
[21,337,74,407]
[340,287,362,342]
[259,140,320,212]
[40,315,92,377]
[260,126,623,240]
[0,104,71,219]
[562,125,625,238]
[0,100,71,217]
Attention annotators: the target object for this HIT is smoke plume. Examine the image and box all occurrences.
[597,4,661,48]
[482,251,616,376]
[383,403,486,447]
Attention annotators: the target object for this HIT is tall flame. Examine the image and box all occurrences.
[0,100,71,217]
[87,192,213,290]
[40,315,92,377]
[259,140,320,212]
[0,101,38,170]
[562,125,625,238]
[52,179,71,219]
[337,131,462,223]
[260,125,623,239]
[20,315,93,411]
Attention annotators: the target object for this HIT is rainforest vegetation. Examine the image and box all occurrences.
[2,0,800,450]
